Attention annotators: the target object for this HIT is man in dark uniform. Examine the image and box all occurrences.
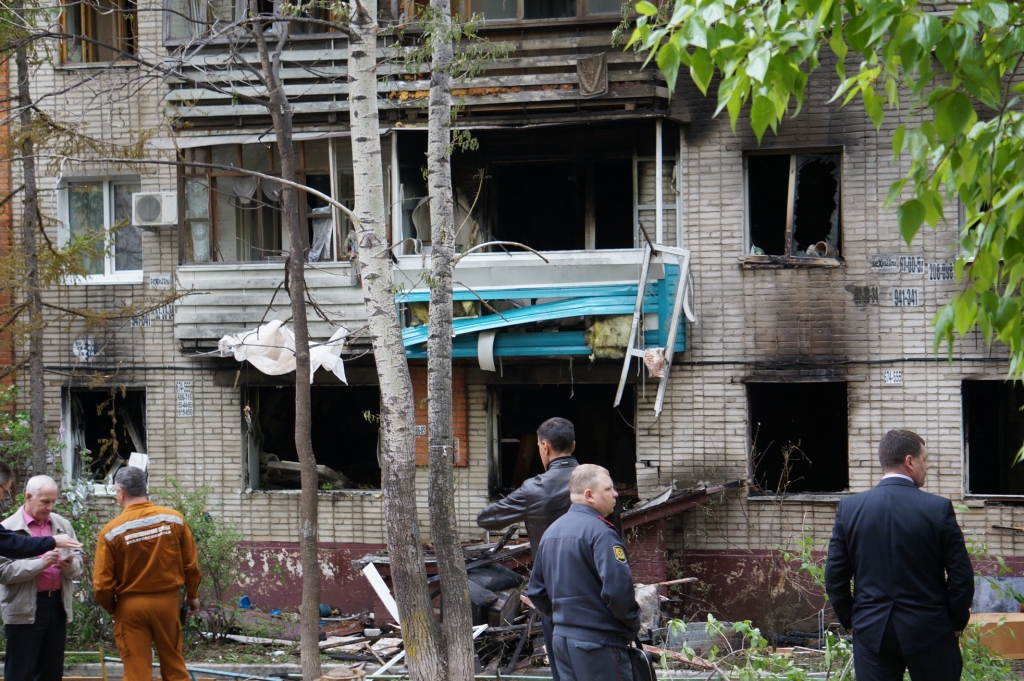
[825,429,974,681]
[477,417,578,681]
[528,464,641,681]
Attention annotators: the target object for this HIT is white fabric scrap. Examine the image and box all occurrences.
[218,320,348,384]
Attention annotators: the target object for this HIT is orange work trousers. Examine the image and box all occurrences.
[112,590,190,681]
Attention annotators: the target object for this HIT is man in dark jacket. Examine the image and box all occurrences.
[825,429,974,681]
[528,464,640,681]
[0,463,80,560]
[477,416,578,681]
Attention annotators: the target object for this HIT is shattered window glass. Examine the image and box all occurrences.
[746,152,842,259]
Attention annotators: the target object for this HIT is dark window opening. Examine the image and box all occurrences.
[963,380,1024,496]
[493,384,636,499]
[747,152,841,259]
[487,160,633,251]
[748,382,848,494]
[524,0,575,18]
[65,389,147,484]
[247,386,381,490]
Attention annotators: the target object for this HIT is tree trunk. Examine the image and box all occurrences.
[348,2,445,678]
[13,6,46,476]
[247,8,322,679]
[424,3,475,678]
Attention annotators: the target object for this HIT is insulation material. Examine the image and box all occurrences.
[577,53,609,97]
[643,348,665,378]
[218,320,348,383]
[584,315,632,359]
[407,300,477,327]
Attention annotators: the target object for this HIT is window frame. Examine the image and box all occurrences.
[962,379,1024,500]
[742,148,844,265]
[178,141,344,265]
[162,0,343,46]
[58,177,144,285]
[60,387,147,496]
[60,0,138,65]
[404,0,621,24]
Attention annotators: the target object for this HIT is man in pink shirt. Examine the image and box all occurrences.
[0,475,82,681]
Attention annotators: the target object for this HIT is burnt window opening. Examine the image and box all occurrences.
[747,152,842,259]
[63,389,147,486]
[748,382,848,494]
[963,380,1024,496]
[487,161,634,251]
[246,386,381,490]
[492,384,637,502]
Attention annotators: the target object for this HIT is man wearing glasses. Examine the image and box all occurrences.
[0,463,81,558]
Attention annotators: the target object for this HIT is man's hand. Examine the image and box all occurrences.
[53,535,81,550]
[58,555,75,574]
[40,550,61,568]
[187,597,200,615]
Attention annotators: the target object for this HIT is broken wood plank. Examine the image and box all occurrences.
[266,460,347,482]
[361,564,401,624]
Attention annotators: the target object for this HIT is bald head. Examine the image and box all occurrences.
[569,464,619,518]
[24,475,58,524]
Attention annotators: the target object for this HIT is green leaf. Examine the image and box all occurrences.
[750,95,774,143]
[935,91,974,143]
[980,0,1009,27]
[746,44,770,83]
[690,48,714,95]
[657,42,681,94]
[898,199,926,244]
[891,124,906,160]
[635,0,658,15]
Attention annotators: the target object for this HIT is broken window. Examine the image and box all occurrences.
[963,380,1024,496]
[60,179,142,281]
[748,382,848,494]
[480,161,633,251]
[492,384,636,500]
[179,141,345,264]
[746,152,842,259]
[63,0,137,63]
[62,389,147,488]
[246,385,382,490]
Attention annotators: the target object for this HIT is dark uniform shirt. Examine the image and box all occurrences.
[477,456,578,547]
[528,504,641,645]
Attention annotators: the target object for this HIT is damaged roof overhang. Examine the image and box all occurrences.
[400,272,687,360]
[621,481,743,530]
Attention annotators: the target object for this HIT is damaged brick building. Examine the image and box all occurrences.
[12,0,1022,623]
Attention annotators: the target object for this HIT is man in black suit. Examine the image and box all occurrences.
[825,429,974,681]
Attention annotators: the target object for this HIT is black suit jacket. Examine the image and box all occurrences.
[824,477,974,654]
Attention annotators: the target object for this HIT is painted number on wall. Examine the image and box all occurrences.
[929,262,955,281]
[883,370,903,385]
[892,288,921,306]
[176,381,194,417]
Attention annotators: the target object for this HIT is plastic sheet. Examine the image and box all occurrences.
[218,320,348,383]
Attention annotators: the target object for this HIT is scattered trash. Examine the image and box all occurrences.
[320,604,333,618]
[238,596,251,610]
[269,609,282,617]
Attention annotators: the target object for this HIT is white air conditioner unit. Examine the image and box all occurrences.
[132,192,177,228]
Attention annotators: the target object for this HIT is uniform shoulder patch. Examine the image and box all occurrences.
[613,545,627,563]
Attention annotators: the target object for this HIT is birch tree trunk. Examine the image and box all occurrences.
[424,4,475,678]
[248,8,322,678]
[348,1,445,677]
[13,7,46,476]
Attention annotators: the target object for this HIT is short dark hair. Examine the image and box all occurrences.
[879,429,925,470]
[0,462,13,486]
[114,466,148,498]
[537,417,575,454]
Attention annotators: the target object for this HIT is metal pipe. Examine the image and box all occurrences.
[655,119,663,243]
[103,658,282,681]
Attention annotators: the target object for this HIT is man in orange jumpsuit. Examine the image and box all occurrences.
[93,467,202,681]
